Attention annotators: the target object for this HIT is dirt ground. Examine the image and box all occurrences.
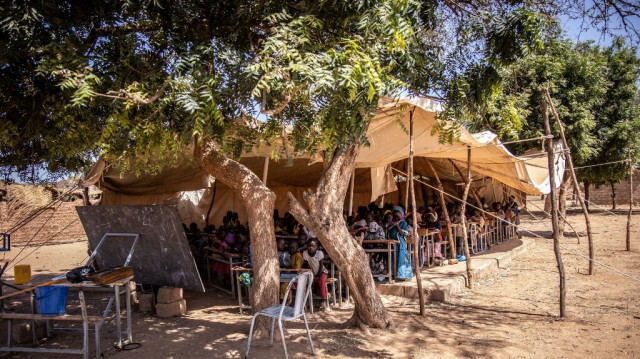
[1,201,640,358]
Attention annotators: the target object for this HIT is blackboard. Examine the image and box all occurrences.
[76,205,205,292]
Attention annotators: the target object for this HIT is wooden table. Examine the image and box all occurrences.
[204,247,246,297]
[361,240,398,283]
[0,275,134,359]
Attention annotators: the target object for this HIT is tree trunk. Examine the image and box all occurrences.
[583,180,590,213]
[194,139,279,328]
[288,144,393,330]
[611,182,617,210]
[408,109,425,316]
[541,99,566,317]
[557,174,570,237]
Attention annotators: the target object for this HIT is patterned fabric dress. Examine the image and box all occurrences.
[389,220,414,280]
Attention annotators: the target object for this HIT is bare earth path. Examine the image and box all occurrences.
[2,206,639,358]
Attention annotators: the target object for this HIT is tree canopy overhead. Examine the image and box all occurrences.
[0,0,575,182]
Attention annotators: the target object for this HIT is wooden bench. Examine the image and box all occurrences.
[0,291,105,359]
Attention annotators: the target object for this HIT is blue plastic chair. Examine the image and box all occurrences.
[245,271,315,359]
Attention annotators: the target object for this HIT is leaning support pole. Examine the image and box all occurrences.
[348,170,355,217]
[458,147,473,288]
[541,99,566,318]
[426,160,456,259]
[627,147,633,252]
[409,108,426,315]
[449,160,483,210]
[205,180,217,227]
[545,87,594,275]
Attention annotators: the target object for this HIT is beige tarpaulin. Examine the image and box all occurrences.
[82,96,564,226]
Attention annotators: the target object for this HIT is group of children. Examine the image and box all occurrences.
[277,236,329,307]
[184,196,520,299]
[346,195,520,274]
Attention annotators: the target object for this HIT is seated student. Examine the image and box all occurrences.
[230,212,240,228]
[506,195,520,223]
[277,238,291,268]
[220,215,233,233]
[274,219,285,234]
[303,239,328,308]
[425,212,445,260]
[365,213,385,241]
[297,232,309,252]
[381,211,394,233]
[280,241,304,302]
[350,218,368,237]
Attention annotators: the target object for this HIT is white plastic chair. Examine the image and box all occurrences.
[245,271,315,359]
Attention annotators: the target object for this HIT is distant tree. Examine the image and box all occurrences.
[578,38,640,209]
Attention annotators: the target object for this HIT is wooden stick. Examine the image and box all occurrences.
[459,147,473,289]
[449,159,483,210]
[205,180,217,227]
[0,278,67,301]
[627,147,633,251]
[408,108,426,316]
[545,87,594,275]
[541,98,566,317]
[426,159,456,258]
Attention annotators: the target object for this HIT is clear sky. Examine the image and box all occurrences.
[560,6,640,54]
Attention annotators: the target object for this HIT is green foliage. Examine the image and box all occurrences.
[0,0,428,179]
[445,26,640,185]
[4,0,627,182]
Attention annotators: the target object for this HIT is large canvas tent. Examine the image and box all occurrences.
[82,97,564,227]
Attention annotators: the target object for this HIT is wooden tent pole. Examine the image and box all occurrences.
[205,180,217,227]
[455,147,473,288]
[404,159,410,211]
[449,160,483,210]
[541,98,566,317]
[627,147,633,251]
[408,108,425,315]
[262,156,269,184]
[426,160,456,258]
[348,170,355,216]
[545,87,594,275]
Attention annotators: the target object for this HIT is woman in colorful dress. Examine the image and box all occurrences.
[388,206,414,280]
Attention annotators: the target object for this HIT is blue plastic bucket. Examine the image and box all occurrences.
[35,286,68,316]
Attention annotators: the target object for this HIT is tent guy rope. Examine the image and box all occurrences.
[390,167,640,284]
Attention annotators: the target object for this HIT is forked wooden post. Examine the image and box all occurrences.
[545,87,594,274]
[426,160,456,258]
[627,147,633,252]
[408,108,426,315]
[205,180,217,227]
[457,147,473,288]
[449,160,483,209]
[541,99,566,317]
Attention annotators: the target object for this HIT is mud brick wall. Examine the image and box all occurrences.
[0,200,87,244]
[571,170,640,207]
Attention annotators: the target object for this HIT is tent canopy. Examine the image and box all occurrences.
[82,96,564,226]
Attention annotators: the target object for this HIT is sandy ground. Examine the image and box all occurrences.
[1,201,639,358]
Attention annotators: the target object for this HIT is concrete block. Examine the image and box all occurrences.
[138,293,155,312]
[157,287,183,304]
[12,320,47,344]
[156,299,187,317]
